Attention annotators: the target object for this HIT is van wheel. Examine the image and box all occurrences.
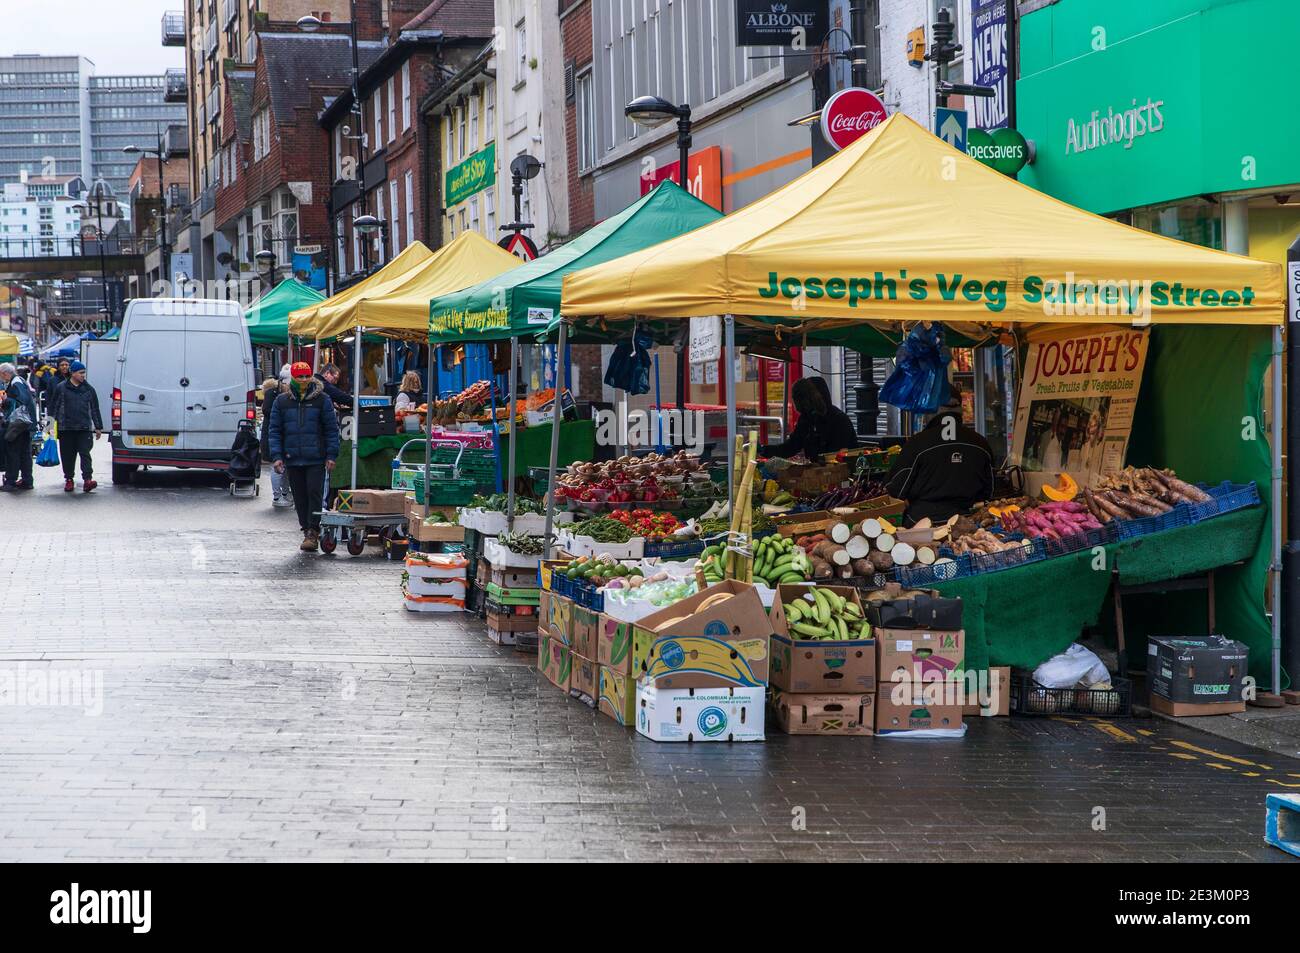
[112,463,137,485]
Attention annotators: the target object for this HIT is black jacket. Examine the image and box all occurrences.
[885,410,994,526]
[269,378,340,466]
[49,379,103,431]
[315,373,353,409]
[259,387,281,462]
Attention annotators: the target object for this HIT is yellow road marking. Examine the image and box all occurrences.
[1092,720,1138,743]
[1264,778,1300,788]
[1169,740,1266,768]
[1169,752,1198,760]
[1205,762,1233,770]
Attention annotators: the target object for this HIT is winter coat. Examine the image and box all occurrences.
[49,379,103,431]
[1,375,38,438]
[885,410,995,526]
[315,373,353,409]
[268,378,340,467]
[259,385,284,462]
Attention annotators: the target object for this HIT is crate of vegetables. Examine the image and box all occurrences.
[1009,671,1132,717]
[1187,481,1260,524]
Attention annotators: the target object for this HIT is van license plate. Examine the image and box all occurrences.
[134,435,176,447]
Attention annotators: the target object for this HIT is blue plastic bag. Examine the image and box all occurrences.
[36,433,60,468]
[879,324,951,414]
[602,327,654,395]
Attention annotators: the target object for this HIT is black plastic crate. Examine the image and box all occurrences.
[1009,671,1132,717]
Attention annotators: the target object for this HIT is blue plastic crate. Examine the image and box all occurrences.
[894,555,970,587]
[960,538,1045,576]
[1115,501,1194,540]
[644,538,706,559]
[1187,481,1261,523]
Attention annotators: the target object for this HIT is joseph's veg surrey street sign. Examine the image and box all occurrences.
[445,142,495,207]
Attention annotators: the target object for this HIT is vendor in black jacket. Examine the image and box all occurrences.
[766,377,858,459]
[885,389,994,527]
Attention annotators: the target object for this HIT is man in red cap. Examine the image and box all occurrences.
[268,361,340,552]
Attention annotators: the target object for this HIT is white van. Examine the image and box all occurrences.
[111,298,256,484]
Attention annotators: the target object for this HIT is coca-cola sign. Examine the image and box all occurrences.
[819,87,889,152]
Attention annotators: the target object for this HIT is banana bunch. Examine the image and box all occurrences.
[697,544,728,584]
[753,535,810,586]
[783,587,871,641]
[761,479,795,507]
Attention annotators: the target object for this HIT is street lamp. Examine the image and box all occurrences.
[123,128,172,287]
[255,248,278,287]
[624,95,692,190]
[353,214,387,275]
[74,181,115,328]
[296,14,323,31]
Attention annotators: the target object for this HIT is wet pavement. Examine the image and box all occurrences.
[2,444,1298,861]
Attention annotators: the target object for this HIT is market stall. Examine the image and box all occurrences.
[556,112,1285,695]
[245,278,325,348]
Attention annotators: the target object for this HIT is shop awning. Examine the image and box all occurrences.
[429,180,722,344]
[561,113,1283,327]
[288,241,434,339]
[0,331,19,356]
[245,279,326,347]
[313,232,521,341]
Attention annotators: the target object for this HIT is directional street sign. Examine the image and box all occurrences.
[935,107,967,151]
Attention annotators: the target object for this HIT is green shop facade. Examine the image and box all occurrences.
[1014,0,1297,689]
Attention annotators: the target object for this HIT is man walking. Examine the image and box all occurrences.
[48,360,103,492]
[0,362,37,491]
[269,362,339,552]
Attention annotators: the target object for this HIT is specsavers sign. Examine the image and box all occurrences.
[445,142,495,207]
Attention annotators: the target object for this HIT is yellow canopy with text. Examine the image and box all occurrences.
[561,113,1283,327]
[287,240,433,339]
[310,232,522,341]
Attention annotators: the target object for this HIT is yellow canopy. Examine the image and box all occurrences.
[287,240,433,339]
[310,232,522,341]
[0,331,19,355]
[562,113,1282,327]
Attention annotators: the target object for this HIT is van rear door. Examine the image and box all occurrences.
[119,317,187,451]
[181,320,249,451]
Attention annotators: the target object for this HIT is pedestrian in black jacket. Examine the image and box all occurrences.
[269,362,340,552]
[49,360,104,492]
[315,363,353,409]
[767,376,858,460]
[885,391,994,527]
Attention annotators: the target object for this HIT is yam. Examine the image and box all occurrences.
[913,517,933,530]
[830,522,853,544]
[831,547,851,567]
[844,535,871,560]
[851,557,875,577]
[809,557,834,580]
[860,518,883,539]
[915,546,936,565]
[876,533,896,553]
[868,550,895,572]
[891,542,917,566]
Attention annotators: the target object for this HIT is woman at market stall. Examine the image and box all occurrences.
[394,371,424,413]
[885,388,994,527]
[765,376,858,460]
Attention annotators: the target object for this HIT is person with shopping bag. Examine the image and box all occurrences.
[48,360,104,493]
[260,368,293,508]
[268,362,339,552]
[0,362,38,491]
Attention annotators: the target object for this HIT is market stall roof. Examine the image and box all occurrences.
[561,113,1283,328]
[313,232,521,341]
[245,279,325,346]
[428,180,722,344]
[288,241,433,339]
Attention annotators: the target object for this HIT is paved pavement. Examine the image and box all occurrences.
[2,444,1298,861]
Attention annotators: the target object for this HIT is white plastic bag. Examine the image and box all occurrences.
[1033,643,1112,689]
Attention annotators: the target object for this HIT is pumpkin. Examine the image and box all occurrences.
[1040,472,1079,502]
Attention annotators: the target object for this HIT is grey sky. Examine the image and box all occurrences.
[0,0,182,76]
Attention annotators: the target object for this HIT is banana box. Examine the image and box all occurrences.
[631,581,772,690]
[598,664,636,726]
[875,679,963,735]
[769,585,876,693]
[537,633,572,692]
[597,614,634,673]
[876,627,964,685]
[539,590,552,634]
[547,593,574,645]
[771,690,874,735]
[570,606,600,659]
[569,652,599,707]
[635,683,766,742]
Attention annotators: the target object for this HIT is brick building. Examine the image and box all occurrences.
[322,0,494,286]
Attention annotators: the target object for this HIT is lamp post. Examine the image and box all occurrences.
[353,214,386,277]
[123,126,171,289]
[255,248,278,288]
[75,182,114,328]
[625,95,693,413]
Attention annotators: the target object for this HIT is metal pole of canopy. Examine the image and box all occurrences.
[312,338,320,373]
[542,321,568,558]
[423,342,434,508]
[506,334,519,531]
[725,314,737,505]
[653,351,663,451]
[1271,325,1284,697]
[489,365,503,494]
[350,325,363,491]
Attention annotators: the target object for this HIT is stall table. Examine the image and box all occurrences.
[933,506,1265,676]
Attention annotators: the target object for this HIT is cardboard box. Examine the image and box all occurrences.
[569,652,600,706]
[773,494,905,538]
[635,683,766,742]
[571,605,600,659]
[875,682,963,734]
[405,498,459,524]
[338,488,407,514]
[537,633,572,691]
[632,581,773,690]
[539,589,552,627]
[409,520,466,543]
[1149,693,1246,718]
[596,614,634,673]
[876,627,964,685]
[475,558,491,587]
[548,593,573,645]
[487,611,538,633]
[1148,635,1249,708]
[491,568,538,589]
[769,585,876,693]
[599,664,636,726]
[961,666,1011,717]
[771,690,874,735]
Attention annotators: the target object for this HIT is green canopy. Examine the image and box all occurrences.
[247,280,326,347]
[429,181,721,344]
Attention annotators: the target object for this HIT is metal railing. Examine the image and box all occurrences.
[0,236,150,259]
[164,68,187,103]
[161,11,186,46]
